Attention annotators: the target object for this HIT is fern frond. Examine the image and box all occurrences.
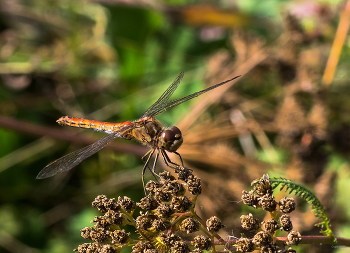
[270,177,335,241]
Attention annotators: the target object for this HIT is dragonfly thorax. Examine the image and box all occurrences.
[158,126,183,152]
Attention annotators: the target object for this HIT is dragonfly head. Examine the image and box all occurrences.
[159,126,183,152]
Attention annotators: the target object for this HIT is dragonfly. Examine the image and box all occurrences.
[36,72,240,193]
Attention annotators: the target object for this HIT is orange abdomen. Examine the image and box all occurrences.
[57,116,133,135]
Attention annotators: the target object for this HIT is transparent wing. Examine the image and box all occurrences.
[142,72,184,118]
[144,75,240,117]
[36,133,119,179]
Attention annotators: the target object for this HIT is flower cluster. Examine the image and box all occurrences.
[74,171,302,253]
[238,174,301,252]
[74,167,222,253]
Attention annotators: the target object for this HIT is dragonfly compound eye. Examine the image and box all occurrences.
[162,129,176,143]
[159,127,183,152]
[171,126,182,139]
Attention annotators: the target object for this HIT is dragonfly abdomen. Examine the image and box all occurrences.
[57,116,133,134]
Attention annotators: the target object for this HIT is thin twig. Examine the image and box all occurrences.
[322,0,350,88]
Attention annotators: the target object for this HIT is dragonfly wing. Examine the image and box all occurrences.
[36,133,119,179]
[142,72,184,118]
[145,75,240,117]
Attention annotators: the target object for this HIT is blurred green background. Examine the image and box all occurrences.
[1,0,350,252]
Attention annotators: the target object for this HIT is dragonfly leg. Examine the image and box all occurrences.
[161,150,181,169]
[142,149,153,172]
[149,151,160,180]
[142,149,155,195]
[141,149,152,162]
[174,151,184,167]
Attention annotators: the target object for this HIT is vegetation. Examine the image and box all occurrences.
[1,0,350,252]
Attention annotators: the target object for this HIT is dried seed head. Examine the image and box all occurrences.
[280,214,293,231]
[144,249,158,253]
[262,218,280,233]
[92,210,124,229]
[260,243,277,253]
[110,229,130,244]
[155,203,175,218]
[180,217,200,234]
[80,227,92,240]
[89,227,109,243]
[187,175,202,195]
[241,190,259,208]
[100,244,116,253]
[191,249,203,253]
[105,210,124,226]
[74,243,90,253]
[285,246,297,253]
[252,174,273,196]
[92,195,118,213]
[159,233,181,247]
[92,215,108,230]
[192,235,211,250]
[92,195,109,213]
[74,243,93,253]
[206,216,225,233]
[279,197,296,213]
[136,213,156,230]
[104,198,121,212]
[287,231,301,245]
[132,241,155,253]
[152,218,171,231]
[154,188,172,202]
[259,194,277,212]
[240,213,260,231]
[235,238,254,252]
[172,240,190,253]
[74,243,116,253]
[118,196,136,212]
[138,196,159,210]
[252,231,272,247]
[171,196,192,212]
[175,167,193,182]
[166,180,185,196]
[159,171,176,181]
[145,181,161,193]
